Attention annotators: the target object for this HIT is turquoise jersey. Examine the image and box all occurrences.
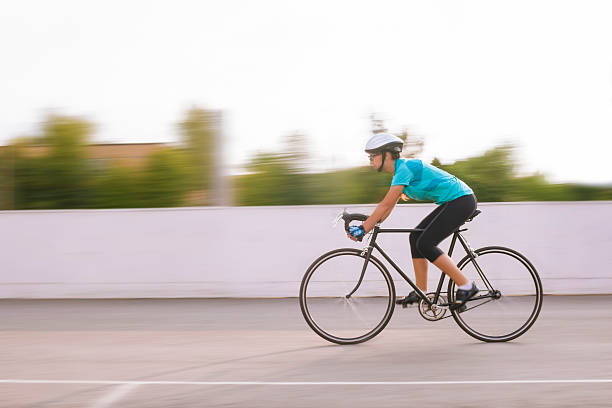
[391,158,474,204]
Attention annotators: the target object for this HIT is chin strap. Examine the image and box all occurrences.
[377,151,386,172]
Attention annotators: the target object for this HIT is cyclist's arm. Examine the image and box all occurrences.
[362,185,404,232]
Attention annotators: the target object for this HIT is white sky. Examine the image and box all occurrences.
[1,0,611,183]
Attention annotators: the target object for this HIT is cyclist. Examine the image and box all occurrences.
[347,132,479,310]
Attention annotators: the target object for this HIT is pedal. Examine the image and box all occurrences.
[396,298,414,308]
[450,302,467,313]
[396,293,418,308]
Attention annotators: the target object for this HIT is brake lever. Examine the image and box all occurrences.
[331,208,347,228]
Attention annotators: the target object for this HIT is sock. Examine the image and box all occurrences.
[458,282,473,291]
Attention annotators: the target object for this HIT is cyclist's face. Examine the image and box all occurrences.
[369,152,382,168]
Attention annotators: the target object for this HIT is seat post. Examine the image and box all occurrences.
[448,231,459,257]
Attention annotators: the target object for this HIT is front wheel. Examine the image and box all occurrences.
[448,246,543,342]
[299,248,395,345]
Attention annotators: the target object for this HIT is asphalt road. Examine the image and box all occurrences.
[1,296,612,407]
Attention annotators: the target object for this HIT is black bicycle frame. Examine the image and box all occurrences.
[349,224,486,307]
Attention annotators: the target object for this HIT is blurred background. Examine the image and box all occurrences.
[1,0,611,210]
[2,3,612,406]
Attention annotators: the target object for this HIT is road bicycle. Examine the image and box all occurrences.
[299,209,543,344]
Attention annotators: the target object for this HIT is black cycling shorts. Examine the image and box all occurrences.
[409,194,477,263]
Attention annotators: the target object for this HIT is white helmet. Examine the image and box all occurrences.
[365,132,404,154]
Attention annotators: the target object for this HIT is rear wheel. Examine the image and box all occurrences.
[299,248,395,345]
[448,246,543,342]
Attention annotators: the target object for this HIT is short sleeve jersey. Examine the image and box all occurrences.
[391,158,473,204]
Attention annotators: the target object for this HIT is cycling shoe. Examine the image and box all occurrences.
[395,290,420,308]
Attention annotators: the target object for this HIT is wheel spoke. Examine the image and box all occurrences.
[299,249,395,345]
[449,247,543,342]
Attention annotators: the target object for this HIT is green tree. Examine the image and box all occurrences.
[308,166,391,205]
[235,132,314,206]
[89,148,193,209]
[436,145,516,202]
[235,152,296,206]
[12,115,93,209]
[0,145,17,209]
[140,148,192,207]
[90,164,143,208]
[507,174,570,201]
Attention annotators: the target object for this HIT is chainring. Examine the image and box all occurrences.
[418,292,449,321]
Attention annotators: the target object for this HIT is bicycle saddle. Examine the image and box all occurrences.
[465,209,481,222]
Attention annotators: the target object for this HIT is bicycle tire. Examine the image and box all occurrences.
[299,248,396,345]
[448,246,543,342]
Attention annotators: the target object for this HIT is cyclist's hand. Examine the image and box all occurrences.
[400,193,410,202]
[347,225,365,242]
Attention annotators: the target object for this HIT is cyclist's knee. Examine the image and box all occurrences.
[415,235,430,254]
[416,236,442,263]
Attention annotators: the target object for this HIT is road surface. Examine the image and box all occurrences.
[1,296,612,407]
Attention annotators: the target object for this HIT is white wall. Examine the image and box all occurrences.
[1,202,611,298]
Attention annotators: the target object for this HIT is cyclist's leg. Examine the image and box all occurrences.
[397,207,444,305]
[412,258,428,291]
[415,194,477,285]
[409,205,446,291]
[432,254,469,286]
